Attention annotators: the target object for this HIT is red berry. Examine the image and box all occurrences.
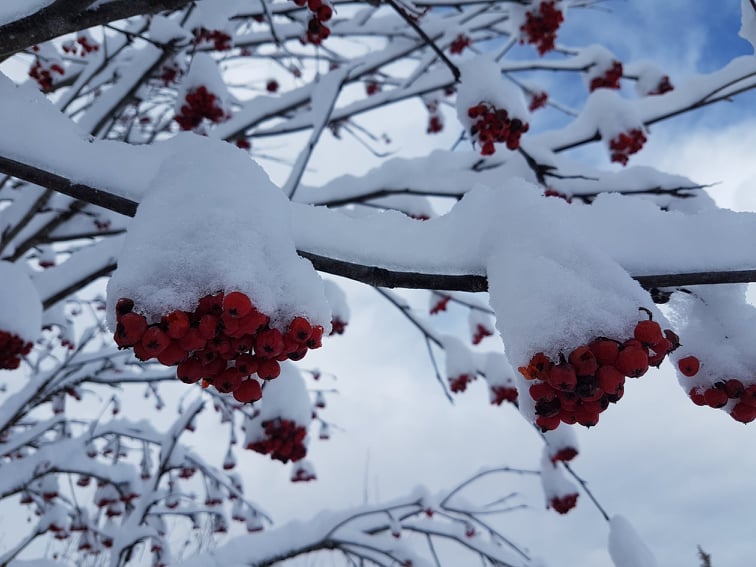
[255,329,284,358]
[530,381,558,401]
[596,365,624,395]
[288,317,313,342]
[306,325,324,349]
[535,414,560,431]
[615,346,649,378]
[677,356,700,377]
[235,353,258,376]
[116,298,134,317]
[157,341,187,366]
[178,327,206,352]
[141,327,170,357]
[703,387,728,409]
[724,379,744,399]
[177,357,204,383]
[215,367,243,394]
[568,346,598,376]
[547,363,577,392]
[741,385,756,407]
[198,314,219,339]
[730,402,756,424]
[588,339,619,366]
[164,310,190,339]
[634,320,663,346]
[257,358,281,380]
[688,387,706,406]
[233,379,262,403]
[114,313,148,347]
[223,291,253,318]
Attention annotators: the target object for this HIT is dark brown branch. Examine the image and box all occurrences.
[0,0,194,59]
[2,155,756,294]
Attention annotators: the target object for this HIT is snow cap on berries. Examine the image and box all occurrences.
[609,515,659,567]
[0,261,42,342]
[107,134,331,331]
[455,56,528,130]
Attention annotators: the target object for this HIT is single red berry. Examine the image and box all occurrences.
[257,358,281,380]
[178,327,206,352]
[634,320,663,346]
[529,381,558,402]
[177,357,204,383]
[568,346,598,376]
[306,325,324,349]
[223,291,253,318]
[141,327,170,357]
[157,341,187,366]
[724,379,745,399]
[288,317,313,343]
[588,339,619,366]
[535,414,560,431]
[255,329,284,358]
[215,367,243,394]
[116,298,134,317]
[730,402,756,424]
[316,4,332,21]
[233,379,262,403]
[547,363,577,392]
[198,314,219,340]
[235,353,258,376]
[615,346,649,378]
[741,385,756,407]
[114,313,148,347]
[677,356,700,377]
[703,387,728,409]
[164,310,190,339]
[596,365,624,395]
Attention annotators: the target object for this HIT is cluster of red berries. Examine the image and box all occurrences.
[113,292,324,403]
[29,59,64,92]
[520,1,564,55]
[329,317,347,335]
[649,75,674,95]
[247,418,307,463]
[550,493,578,514]
[293,0,333,44]
[449,34,472,55]
[174,86,228,130]
[467,103,529,156]
[62,35,99,56]
[193,28,233,51]
[543,188,572,202]
[490,385,518,405]
[680,356,756,423]
[430,293,451,314]
[589,60,623,91]
[528,91,548,112]
[519,316,680,431]
[159,63,181,86]
[0,330,33,370]
[427,115,443,134]
[449,373,474,393]
[609,128,646,166]
[472,324,493,345]
[365,80,381,96]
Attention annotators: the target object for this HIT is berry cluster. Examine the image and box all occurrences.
[467,103,529,156]
[472,324,493,345]
[609,128,646,166]
[449,34,472,55]
[425,99,443,134]
[29,59,64,92]
[490,385,518,405]
[174,86,229,130]
[247,418,307,463]
[520,1,564,55]
[519,316,680,431]
[329,317,347,335]
[430,293,451,314]
[62,35,99,56]
[528,91,548,112]
[159,63,181,86]
[365,80,381,96]
[649,75,674,96]
[293,0,333,44]
[193,28,233,51]
[0,330,33,370]
[449,373,474,393]
[113,292,324,403]
[589,60,623,91]
[681,356,756,424]
[549,493,578,514]
[543,188,572,202]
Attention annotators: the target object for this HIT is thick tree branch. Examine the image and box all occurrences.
[1,156,755,293]
[0,0,194,59]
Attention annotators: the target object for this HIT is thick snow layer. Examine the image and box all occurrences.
[539,451,577,501]
[260,362,312,424]
[456,56,529,127]
[323,279,350,321]
[0,0,53,26]
[106,134,330,330]
[0,261,42,341]
[608,515,659,567]
[148,15,192,44]
[442,335,477,378]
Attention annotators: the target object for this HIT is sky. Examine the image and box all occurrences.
[3,2,756,567]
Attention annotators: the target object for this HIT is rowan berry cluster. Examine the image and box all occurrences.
[519,316,680,431]
[472,323,493,345]
[467,103,529,156]
[0,330,33,370]
[589,60,623,91]
[490,385,518,405]
[609,128,646,166]
[430,293,451,314]
[528,91,548,112]
[549,493,578,514]
[159,63,181,86]
[427,115,443,134]
[293,0,333,44]
[174,86,229,130]
[193,28,233,51]
[681,356,756,424]
[329,317,347,335]
[29,59,64,92]
[449,34,472,55]
[519,1,564,55]
[365,81,381,96]
[62,35,99,56]
[449,373,474,393]
[113,292,324,403]
[649,75,674,95]
[247,418,307,463]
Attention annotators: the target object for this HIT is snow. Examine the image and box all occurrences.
[0,0,53,26]
[0,261,42,341]
[106,133,331,331]
[456,56,529,128]
[148,15,192,44]
[741,0,756,53]
[608,515,659,567]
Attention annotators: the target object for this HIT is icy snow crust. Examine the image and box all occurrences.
[0,261,42,341]
[106,134,330,331]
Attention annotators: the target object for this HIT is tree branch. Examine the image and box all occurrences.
[0,0,194,59]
